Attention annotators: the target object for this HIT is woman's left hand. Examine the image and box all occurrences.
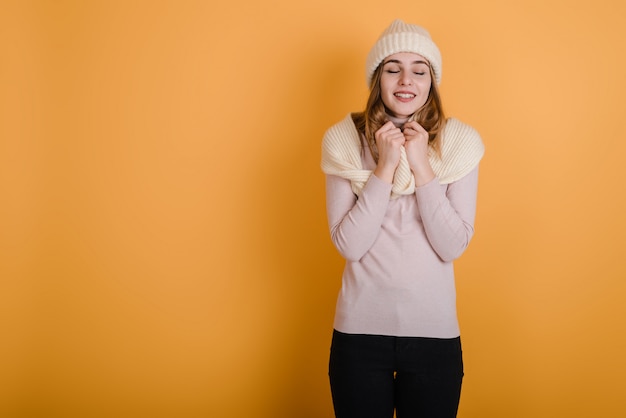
[403,121,436,186]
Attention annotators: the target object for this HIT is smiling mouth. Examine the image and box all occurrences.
[394,93,415,99]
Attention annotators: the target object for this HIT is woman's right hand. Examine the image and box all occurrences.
[373,121,405,183]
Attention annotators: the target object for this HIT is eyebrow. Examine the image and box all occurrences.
[383,59,430,66]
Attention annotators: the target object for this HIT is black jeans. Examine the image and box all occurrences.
[329,330,464,418]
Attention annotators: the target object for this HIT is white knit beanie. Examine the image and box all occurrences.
[365,19,442,86]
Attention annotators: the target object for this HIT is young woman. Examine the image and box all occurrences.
[321,20,484,418]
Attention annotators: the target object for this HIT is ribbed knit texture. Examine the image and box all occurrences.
[366,19,442,86]
[321,114,484,198]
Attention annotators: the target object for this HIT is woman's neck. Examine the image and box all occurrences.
[385,112,411,129]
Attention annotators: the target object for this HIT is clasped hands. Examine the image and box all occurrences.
[373,120,435,186]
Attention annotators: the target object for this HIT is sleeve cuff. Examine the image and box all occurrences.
[414,176,442,200]
[365,173,394,195]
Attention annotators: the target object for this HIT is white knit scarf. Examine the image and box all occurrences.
[321,113,484,198]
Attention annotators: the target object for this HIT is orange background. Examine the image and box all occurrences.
[2,0,626,417]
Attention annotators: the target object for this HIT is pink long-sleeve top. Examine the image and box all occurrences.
[325,135,479,339]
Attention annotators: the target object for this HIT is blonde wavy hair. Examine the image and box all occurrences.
[352,63,446,161]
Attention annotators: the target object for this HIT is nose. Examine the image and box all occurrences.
[399,70,412,85]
